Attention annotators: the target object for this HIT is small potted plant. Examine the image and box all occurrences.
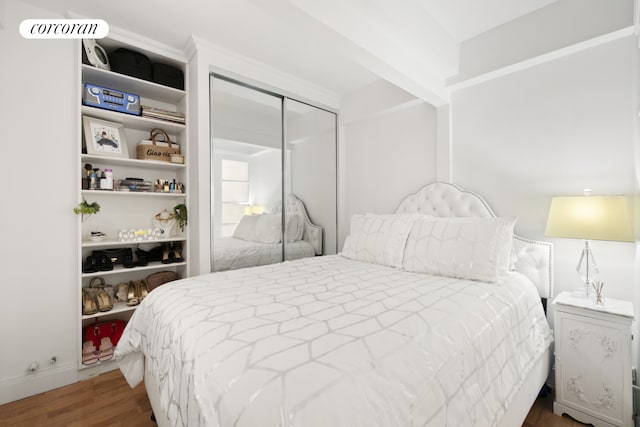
[74,199,100,222]
[174,203,188,232]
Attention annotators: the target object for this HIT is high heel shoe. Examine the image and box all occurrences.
[171,242,184,263]
[161,243,172,264]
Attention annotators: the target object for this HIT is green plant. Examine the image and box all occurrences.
[174,203,188,232]
[74,199,100,222]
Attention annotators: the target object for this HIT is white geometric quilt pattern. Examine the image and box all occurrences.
[116,255,552,427]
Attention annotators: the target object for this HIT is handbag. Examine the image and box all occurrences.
[146,270,179,291]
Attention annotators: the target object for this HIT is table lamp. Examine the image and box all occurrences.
[545,192,634,297]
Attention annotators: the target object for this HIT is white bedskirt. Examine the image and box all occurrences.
[116,255,552,427]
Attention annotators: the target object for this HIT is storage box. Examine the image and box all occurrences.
[152,63,184,90]
[108,48,151,81]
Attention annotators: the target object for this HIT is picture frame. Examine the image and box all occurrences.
[82,116,129,158]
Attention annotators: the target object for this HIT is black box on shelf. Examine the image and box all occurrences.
[108,48,152,81]
[152,63,184,90]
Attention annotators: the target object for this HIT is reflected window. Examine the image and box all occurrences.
[220,159,249,236]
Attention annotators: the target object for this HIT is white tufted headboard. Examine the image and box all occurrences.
[395,182,553,301]
[283,194,323,255]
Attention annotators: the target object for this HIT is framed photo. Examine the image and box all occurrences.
[83,116,129,158]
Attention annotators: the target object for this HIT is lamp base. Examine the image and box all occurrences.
[572,281,594,299]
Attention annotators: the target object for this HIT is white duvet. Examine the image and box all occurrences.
[116,255,552,427]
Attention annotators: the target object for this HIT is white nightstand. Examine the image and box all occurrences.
[552,291,635,427]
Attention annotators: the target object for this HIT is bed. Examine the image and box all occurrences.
[213,194,322,272]
[116,182,554,427]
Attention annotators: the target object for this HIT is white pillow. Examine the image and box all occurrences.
[254,214,282,244]
[402,216,516,283]
[341,213,420,268]
[232,215,261,241]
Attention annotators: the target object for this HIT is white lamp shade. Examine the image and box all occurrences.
[545,195,634,242]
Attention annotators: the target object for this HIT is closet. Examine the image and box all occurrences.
[209,75,337,271]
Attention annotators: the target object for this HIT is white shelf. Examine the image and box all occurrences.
[81,154,185,170]
[81,105,185,133]
[81,189,185,198]
[82,64,185,104]
[82,301,137,321]
[82,236,186,248]
[82,260,187,278]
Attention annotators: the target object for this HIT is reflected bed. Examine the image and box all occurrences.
[213,194,322,272]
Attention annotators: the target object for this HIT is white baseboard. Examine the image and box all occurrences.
[0,362,78,405]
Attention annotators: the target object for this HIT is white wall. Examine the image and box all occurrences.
[450,35,637,324]
[0,0,78,403]
[340,81,438,248]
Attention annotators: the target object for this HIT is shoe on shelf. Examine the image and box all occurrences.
[171,242,184,263]
[82,340,99,365]
[136,280,149,301]
[98,254,113,271]
[126,281,139,306]
[123,254,135,268]
[96,289,113,312]
[161,243,172,264]
[135,249,149,266]
[98,337,114,361]
[82,255,99,273]
[82,289,98,316]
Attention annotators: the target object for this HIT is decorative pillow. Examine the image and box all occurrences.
[402,216,516,283]
[232,215,261,241]
[341,213,421,268]
[254,214,282,244]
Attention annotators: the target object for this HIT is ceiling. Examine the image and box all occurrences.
[21,0,558,103]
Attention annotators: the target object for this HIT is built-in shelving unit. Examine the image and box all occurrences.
[76,36,189,378]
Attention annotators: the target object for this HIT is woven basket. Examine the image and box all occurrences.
[136,128,179,162]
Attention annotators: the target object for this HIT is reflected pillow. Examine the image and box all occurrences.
[402,216,516,283]
[341,213,420,268]
[254,214,281,244]
[232,215,261,241]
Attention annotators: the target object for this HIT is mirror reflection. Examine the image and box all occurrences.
[210,76,336,272]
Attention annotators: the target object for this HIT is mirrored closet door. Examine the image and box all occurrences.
[210,75,337,272]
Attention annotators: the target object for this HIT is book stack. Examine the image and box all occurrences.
[141,105,186,125]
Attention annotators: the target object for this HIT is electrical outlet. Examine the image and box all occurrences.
[49,356,57,365]
[27,362,39,373]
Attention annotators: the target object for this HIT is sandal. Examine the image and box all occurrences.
[96,289,113,312]
[82,340,98,365]
[126,281,139,306]
[98,337,114,361]
[82,289,98,315]
[136,280,149,301]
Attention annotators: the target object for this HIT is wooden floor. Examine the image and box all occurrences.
[0,369,589,427]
